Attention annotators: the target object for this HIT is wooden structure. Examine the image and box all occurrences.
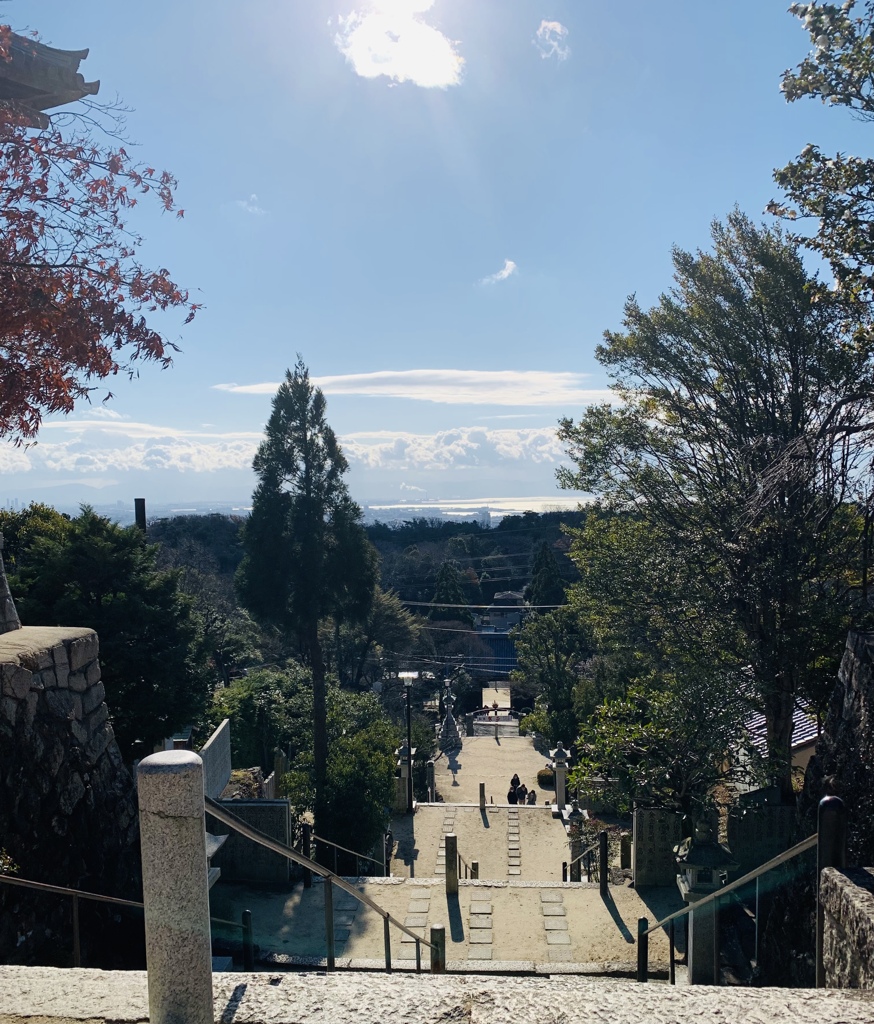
[0,32,99,128]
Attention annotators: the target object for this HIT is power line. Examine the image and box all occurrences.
[402,601,563,609]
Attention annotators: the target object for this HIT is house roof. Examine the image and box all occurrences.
[0,33,99,128]
[746,703,820,755]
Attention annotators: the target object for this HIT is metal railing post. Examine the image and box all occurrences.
[713,895,721,985]
[430,924,446,973]
[138,751,213,1024]
[383,832,391,877]
[599,830,609,896]
[479,782,486,809]
[71,893,81,968]
[754,876,760,966]
[302,823,312,889]
[669,918,675,985]
[415,938,422,973]
[324,877,335,970]
[816,795,847,988]
[384,915,392,972]
[562,861,568,882]
[637,917,649,982]
[242,909,254,971]
[445,834,458,896]
[471,860,479,880]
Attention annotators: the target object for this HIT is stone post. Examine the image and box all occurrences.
[445,833,458,896]
[479,782,486,810]
[551,741,569,810]
[430,924,446,973]
[138,751,213,1024]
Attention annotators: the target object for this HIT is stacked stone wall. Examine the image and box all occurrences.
[821,866,874,988]
[0,626,140,965]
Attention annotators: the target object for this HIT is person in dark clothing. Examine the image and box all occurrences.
[511,773,520,788]
[517,783,528,803]
[507,786,518,804]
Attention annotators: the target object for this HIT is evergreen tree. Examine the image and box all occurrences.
[236,358,378,828]
[11,506,209,756]
[430,560,473,625]
[524,541,566,608]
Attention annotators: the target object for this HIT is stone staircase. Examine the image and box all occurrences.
[3,966,874,1023]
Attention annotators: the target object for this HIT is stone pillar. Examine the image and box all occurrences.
[445,833,458,896]
[551,741,569,810]
[479,782,486,810]
[688,900,717,985]
[138,751,213,1024]
[0,534,21,635]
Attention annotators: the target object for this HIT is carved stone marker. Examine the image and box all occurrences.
[632,807,684,887]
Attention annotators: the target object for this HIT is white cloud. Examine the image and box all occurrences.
[234,194,266,216]
[480,259,518,285]
[341,426,566,471]
[214,369,612,407]
[335,1,464,88]
[534,20,570,61]
[400,481,426,492]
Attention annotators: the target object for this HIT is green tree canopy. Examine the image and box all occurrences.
[430,560,472,625]
[558,212,873,793]
[10,505,210,756]
[236,358,379,828]
[524,541,566,608]
[772,2,874,299]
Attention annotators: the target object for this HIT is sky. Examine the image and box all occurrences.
[2,1,873,514]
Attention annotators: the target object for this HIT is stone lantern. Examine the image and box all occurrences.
[550,741,570,811]
[674,817,738,985]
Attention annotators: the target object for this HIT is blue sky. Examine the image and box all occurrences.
[2,1,871,512]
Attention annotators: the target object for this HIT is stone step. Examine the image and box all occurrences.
[3,967,873,1023]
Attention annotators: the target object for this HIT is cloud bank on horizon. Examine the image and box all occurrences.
[335,0,464,89]
[214,368,610,406]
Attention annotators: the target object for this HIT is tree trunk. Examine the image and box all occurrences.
[764,682,795,801]
[306,620,329,842]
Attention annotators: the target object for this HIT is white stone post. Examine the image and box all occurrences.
[138,751,214,1024]
[552,742,569,810]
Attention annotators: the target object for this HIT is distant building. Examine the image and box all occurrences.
[483,591,526,631]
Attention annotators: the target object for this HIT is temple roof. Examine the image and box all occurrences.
[0,32,99,128]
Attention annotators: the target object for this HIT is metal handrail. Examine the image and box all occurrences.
[569,839,600,868]
[0,872,255,970]
[311,831,384,870]
[205,796,433,961]
[0,873,144,908]
[641,833,817,937]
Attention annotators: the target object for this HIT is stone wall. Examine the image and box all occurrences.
[199,717,231,800]
[0,626,140,964]
[208,800,292,883]
[821,866,874,988]
[632,807,683,887]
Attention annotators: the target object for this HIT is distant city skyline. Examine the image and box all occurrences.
[2,1,869,511]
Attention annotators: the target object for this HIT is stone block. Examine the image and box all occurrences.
[470,914,492,928]
[468,929,492,943]
[408,901,430,914]
[82,682,105,716]
[470,902,492,914]
[68,634,98,672]
[52,643,69,669]
[21,690,39,729]
[540,892,563,903]
[2,664,31,700]
[58,772,86,815]
[545,932,571,945]
[85,660,101,687]
[54,662,69,688]
[1,697,16,727]
[467,946,493,959]
[543,919,568,931]
[541,905,566,917]
[45,689,79,720]
[404,915,428,928]
[87,725,112,763]
[67,671,87,693]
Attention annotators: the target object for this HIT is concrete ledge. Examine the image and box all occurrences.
[1,968,874,1023]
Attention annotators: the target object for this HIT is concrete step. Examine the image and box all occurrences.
[3,966,873,1023]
